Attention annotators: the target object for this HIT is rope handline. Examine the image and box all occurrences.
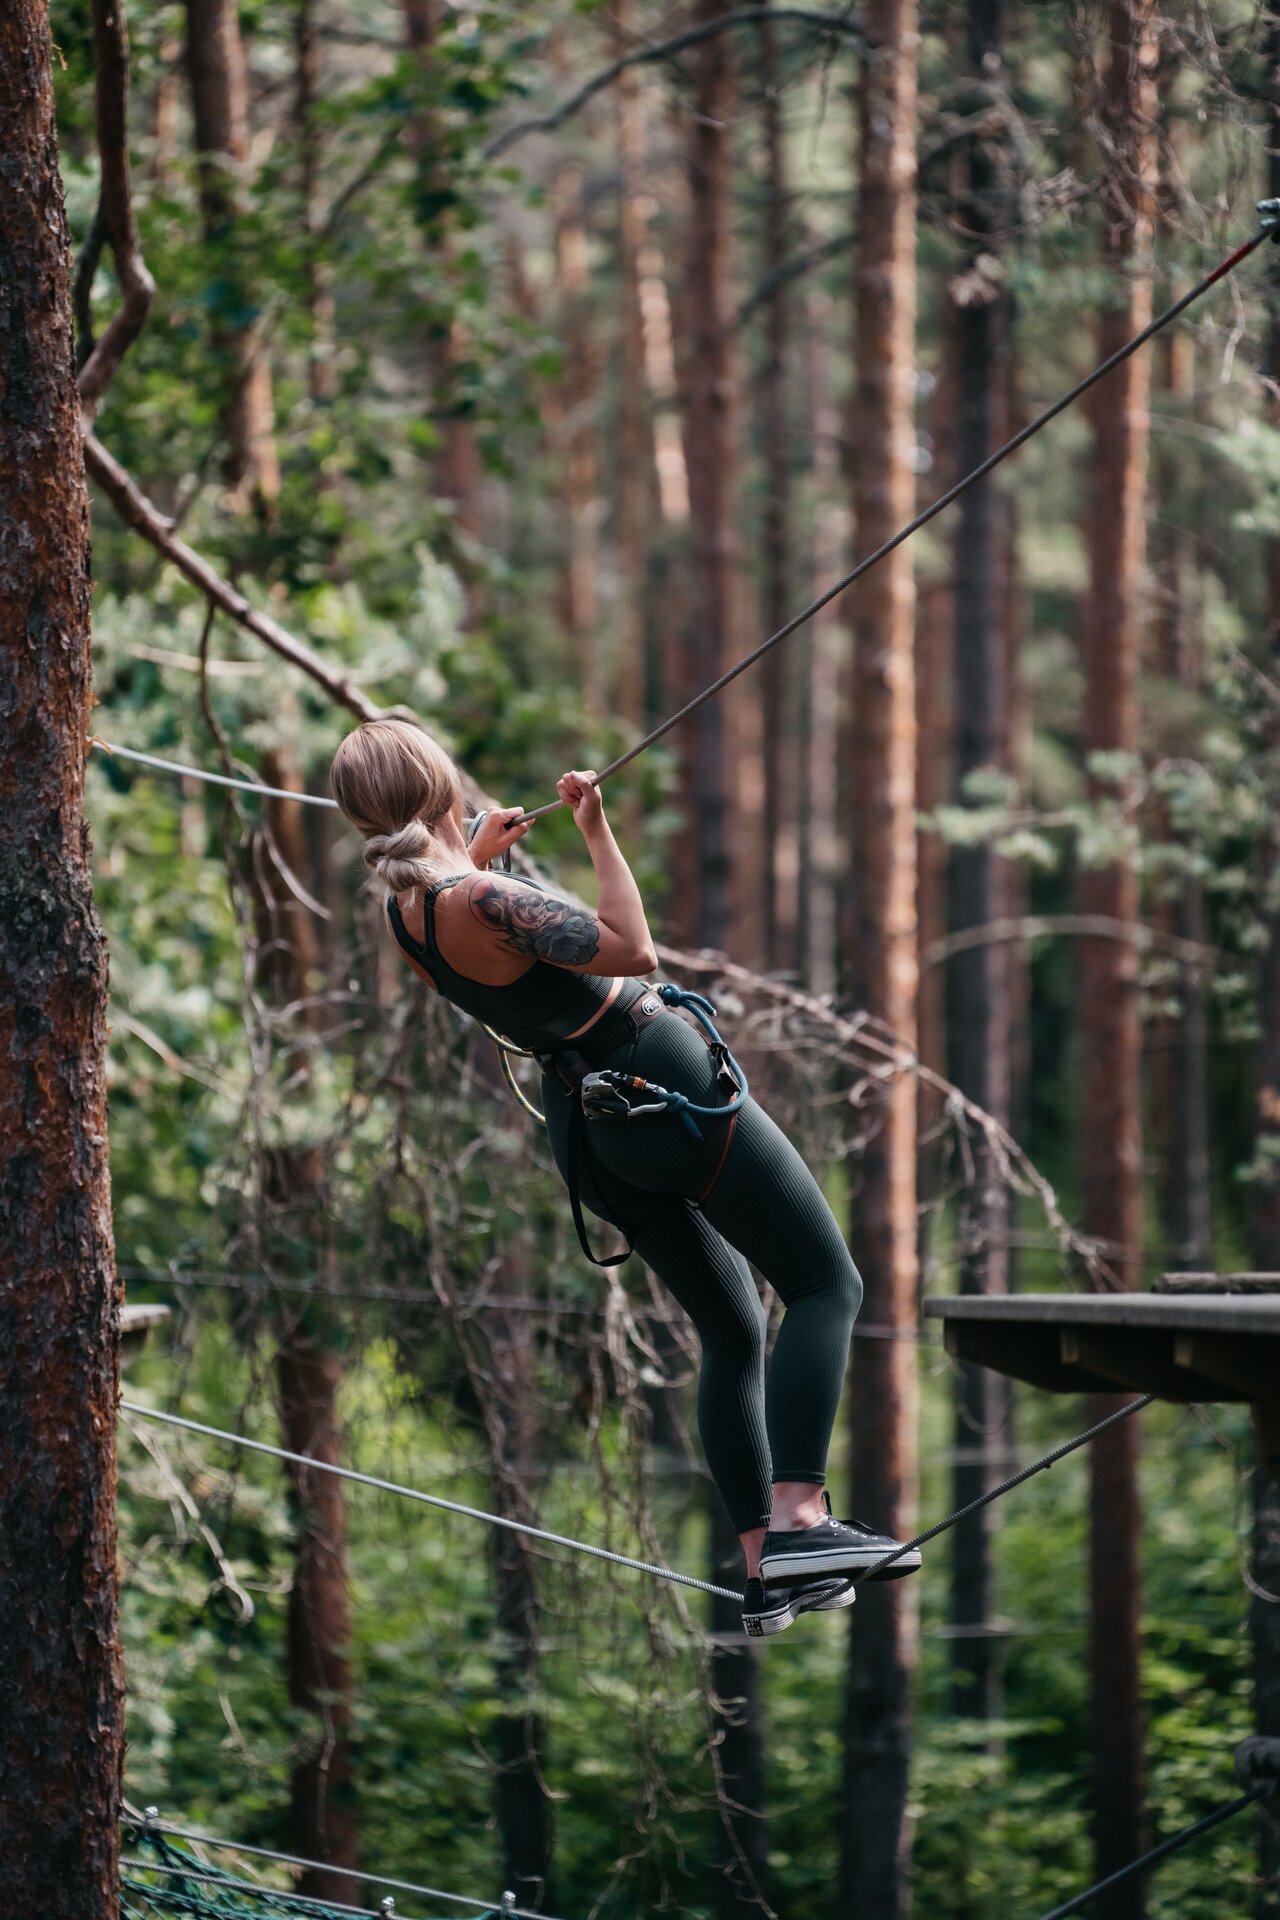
[90,740,339,807]
[119,1400,744,1603]
[126,1817,552,1920]
[123,1392,1158,1608]
[516,222,1272,824]
[1033,1788,1262,1920]
[854,1392,1154,1582]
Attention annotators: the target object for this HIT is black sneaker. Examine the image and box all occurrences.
[742,1573,856,1639]
[759,1493,922,1586]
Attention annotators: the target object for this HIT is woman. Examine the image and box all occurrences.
[331,717,921,1635]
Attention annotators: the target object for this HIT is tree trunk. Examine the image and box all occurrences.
[797,288,843,999]
[403,0,483,557]
[183,0,281,511]
[946,0,1010,1728]
[614,5,654,735]
[674,0,736,952]
[0,6,123,1909]
[1252,34,1280,1916]
[710,1499,770,1917]
[1079,6,1156,1910]
[256,753,360,1902]
[841,4,921,1913]
[551,159,604,718]
[295,0,337,405]
[758,1,792,974]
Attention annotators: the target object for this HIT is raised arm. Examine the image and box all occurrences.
[468,771,657,977]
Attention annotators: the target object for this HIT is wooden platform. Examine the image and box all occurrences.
[923,1290,1280,1478]
[923,1292,1280,1403]
[121,1301,171,1370]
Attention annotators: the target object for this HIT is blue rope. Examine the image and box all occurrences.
[649,983,749,1139]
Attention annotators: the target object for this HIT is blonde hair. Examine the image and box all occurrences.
[330,718,464,892]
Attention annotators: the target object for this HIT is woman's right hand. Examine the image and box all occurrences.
[557,769,604,835]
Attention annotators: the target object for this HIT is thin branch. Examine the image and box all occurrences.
[77,0,156,414]
[922,912,1216,973]
[82,434,383,722]
[484,8,864,160]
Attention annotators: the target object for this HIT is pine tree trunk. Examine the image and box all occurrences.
[758,1,791,973]
[1252,36,1280,1915]
[295,0,337,405]
[403,0,483,553]
[797,288,843,999]
[183,0,280,511]
[551,159,604,718]
[614,5,653,735]
[841,4,921,1911]
[1079,6,1156,1910]
[0,6,123,1908]
[675,0,736,951]
[256,755,359,1901]
[947,0,1010,1728]
[710,1500,770,1917]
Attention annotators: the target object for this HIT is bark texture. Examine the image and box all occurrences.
[255,755,360,1902]
[1080,5,1157,1909]
[0,5,124,1911]
[758,0,792,972]
[183,0,281,508]
[675,0,736,950]
[947,0,1010,1727]
[1253,33,1280,1914]
[841,4,921,1911]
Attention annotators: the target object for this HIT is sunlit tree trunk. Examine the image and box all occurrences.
[183,0,281,512]
[841,3,921,1911]
[674,0,736,952]
[1079,6,1156,1910]
[947,0,1011,1729]
[403,0,483,555]
[797,287,843,998]
[0,7,123,1908]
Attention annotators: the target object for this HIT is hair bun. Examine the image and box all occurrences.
[362,819,437,892]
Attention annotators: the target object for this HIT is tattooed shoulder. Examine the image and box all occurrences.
[468,877,601,967]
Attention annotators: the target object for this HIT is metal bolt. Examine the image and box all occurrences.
[143,1806,160,1828]
[500,1895,517,1915]
[379,1901,396,1916]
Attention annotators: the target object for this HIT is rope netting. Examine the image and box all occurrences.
[120,1826,510,1920]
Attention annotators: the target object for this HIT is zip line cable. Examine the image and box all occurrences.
[91,740,339,807]
[126,1816,557,1920]
[855,1392,1153,1581]
[119,1400,744,1603]
[91,222,1274,833]
[514,218,1276,822]
[123,1392,1154,1608]
[1033,1788,1263,1920]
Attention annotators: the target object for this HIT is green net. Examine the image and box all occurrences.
[121,1828,494,1920]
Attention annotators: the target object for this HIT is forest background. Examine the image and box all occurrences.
[11,0,1280,1915]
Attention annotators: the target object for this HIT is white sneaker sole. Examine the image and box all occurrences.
[760,1545,922,1583]
[743,1578,853,1638]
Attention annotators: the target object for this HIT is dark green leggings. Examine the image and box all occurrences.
[543,1011,862,1532]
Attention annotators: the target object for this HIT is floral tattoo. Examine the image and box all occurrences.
[469,877,601,966]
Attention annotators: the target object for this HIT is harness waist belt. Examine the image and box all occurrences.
[535,987,667,1080]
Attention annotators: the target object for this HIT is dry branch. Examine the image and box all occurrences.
[922,911,1215,972]
[484,8,864,160]
[77,0,156,414]
[83,434,382,721]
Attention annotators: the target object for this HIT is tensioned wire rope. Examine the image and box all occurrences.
[122,1392,1152,1604]
[123,1815,553,1920]
[90,212,1280,831]
[1032,1787,1264,1920]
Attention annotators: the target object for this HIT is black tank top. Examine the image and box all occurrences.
[386,876,643,1054]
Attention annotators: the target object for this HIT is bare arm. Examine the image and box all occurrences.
[468,773,657,977]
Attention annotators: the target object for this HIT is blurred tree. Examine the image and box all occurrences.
[841,2,921,1913]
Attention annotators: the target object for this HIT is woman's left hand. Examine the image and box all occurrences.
[468,806,530,869]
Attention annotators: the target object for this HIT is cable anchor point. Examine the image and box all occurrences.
[500,1894,517,1914]
[379,1900,396,1916]
[1258,197,1280,241]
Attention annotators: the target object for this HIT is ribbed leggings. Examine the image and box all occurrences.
[542,1011,862,1532]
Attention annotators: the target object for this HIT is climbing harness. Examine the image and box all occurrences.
[546,982,749,1268]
